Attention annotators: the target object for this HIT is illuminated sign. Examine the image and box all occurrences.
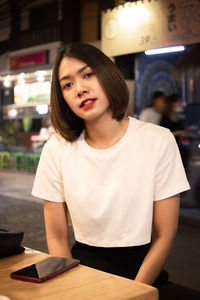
[10,51,48,70]
[14,81,51,105]
[102,0,200,56]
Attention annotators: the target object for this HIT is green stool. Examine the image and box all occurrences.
[11,152,25,169]
[33,153,40,172]
[23,153,40,172]
[0,152,11,168]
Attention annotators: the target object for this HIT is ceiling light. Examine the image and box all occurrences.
[145,46,185,55]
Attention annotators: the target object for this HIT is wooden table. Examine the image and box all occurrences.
[0,248,158,300]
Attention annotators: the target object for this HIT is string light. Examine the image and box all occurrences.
[35,70,47,76]
[3,75,11,87]
[17,73,25,85]
[36,104,48,114]
[35,71,46,82]
[18,78,25,84]
[37,75,45,82]
[3,79,11,87]
[18,72,25,78]
[8,108,18,118]
[0,69,52,86]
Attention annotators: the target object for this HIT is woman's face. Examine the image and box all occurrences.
[58,56,111,123]
[172,101,184,113]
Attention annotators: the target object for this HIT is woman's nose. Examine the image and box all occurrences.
[76,80,88,97]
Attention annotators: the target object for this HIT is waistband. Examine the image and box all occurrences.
[73,241,151,255]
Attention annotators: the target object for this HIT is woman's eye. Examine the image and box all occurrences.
[85,72,93,78]
[64,82,72,89]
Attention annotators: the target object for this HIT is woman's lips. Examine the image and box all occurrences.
[80,98,97,110]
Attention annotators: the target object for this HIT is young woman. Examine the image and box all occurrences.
[32,43,190,294]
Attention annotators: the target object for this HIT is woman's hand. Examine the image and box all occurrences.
[44,200,72,258]
[135,194,180,285]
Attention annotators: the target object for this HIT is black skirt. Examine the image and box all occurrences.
[72,241,200,300]
[71,241,167,288]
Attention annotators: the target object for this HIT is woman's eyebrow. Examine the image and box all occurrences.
[59,65,89,83]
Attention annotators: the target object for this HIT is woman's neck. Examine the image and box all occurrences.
[84,115,129,149]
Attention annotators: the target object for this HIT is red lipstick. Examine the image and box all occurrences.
[80,98,97,110]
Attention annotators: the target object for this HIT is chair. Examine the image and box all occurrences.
[0,152,11,168]
[11,152,25,169]
[23,153,40,172]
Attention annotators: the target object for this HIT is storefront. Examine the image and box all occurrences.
[0,42,60,152]
[101,0,200,115]
[101,0,200,207]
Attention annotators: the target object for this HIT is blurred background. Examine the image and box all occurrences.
[0,0,200,292]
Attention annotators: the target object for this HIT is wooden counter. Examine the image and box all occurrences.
[0,248,158,300]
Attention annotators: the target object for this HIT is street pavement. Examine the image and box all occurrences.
[0,168,41,203]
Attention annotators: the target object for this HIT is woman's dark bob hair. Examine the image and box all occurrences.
[50,42,129,141]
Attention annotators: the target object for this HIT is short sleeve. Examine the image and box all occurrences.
[32,135,65,202]
[139,109,148,122]
[154,129,190,201]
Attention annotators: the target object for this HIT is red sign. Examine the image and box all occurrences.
[10,51,47,70]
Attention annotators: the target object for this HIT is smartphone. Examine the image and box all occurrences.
[10,256,80,283]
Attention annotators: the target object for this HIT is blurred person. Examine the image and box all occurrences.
[139,91,166,125]
[160,93,190,173]
[31,43,192,299]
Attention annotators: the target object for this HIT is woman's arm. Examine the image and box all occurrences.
[172,130,187,137]
[44,200,72,258]
[135,194,180,285]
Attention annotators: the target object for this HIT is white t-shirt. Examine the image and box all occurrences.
[139,107,161,125]
[32,117,190,247]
